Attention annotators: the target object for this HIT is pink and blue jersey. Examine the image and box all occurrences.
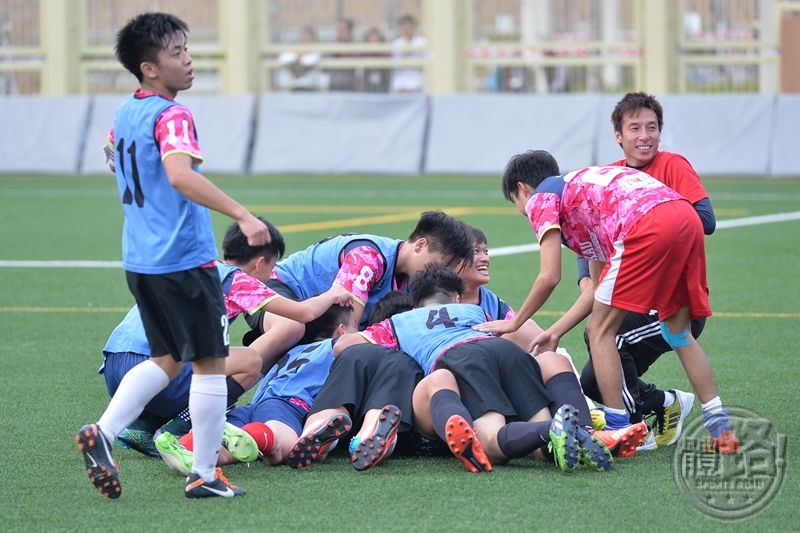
[250,339,337,410]
[360,303,492,374]
[273,234,404,328]
[524,166,685,262]
[109,89,215,274]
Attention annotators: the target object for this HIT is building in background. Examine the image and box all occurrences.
[1,0,799,96]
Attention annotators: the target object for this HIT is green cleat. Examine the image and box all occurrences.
[548,404,580,473]
[575,425,613,471]
[222,423,259,463]
[155,431,193,475]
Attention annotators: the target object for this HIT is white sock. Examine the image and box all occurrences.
[663,391,676,408]
[701,396,723,414]
[97,360,170,444]
[189,374,227,482]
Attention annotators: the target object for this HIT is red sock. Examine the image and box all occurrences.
[242,422,274,454]
[179,432,194,451]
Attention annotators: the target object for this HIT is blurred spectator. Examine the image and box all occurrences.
[358,27,390,93]
[329,18,356,91]
[276,26,325,91]
[390,14,427,93]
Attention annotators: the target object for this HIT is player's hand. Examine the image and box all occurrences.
[328,283,354,307]
[239,213,271,246]
[472,319,518,336]
[530,331,559,355]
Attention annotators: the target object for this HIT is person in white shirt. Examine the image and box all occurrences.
[390,14,427,93]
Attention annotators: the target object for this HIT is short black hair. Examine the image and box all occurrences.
[611,91,664,134]
[115,12,189,82]
[299,303,354,345]
[465,224,487,246]
[222,216,285,265]
[501,150,560,201]
[409,265,464,307]
[408,210,474,269]
[367,291,414,325]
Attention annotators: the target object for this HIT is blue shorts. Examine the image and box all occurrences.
[101,351,192,420]
[226,397,307,435]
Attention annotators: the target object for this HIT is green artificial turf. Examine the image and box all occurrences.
[1,174,798,532]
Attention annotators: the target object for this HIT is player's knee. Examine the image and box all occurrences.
[659,322,690,350]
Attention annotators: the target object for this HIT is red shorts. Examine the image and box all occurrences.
[594,200,711,321]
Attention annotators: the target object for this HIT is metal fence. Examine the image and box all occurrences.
[1,0,798,95]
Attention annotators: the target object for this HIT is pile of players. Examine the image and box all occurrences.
[76,11,738,501]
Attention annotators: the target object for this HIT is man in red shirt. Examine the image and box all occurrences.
[577,92,731,453]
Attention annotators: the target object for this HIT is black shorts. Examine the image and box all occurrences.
[126,267,228,363]
[243,278,300,335]
[434,338,552,422]
[310,343,423,433]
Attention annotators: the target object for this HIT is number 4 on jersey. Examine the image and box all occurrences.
[426,307,457,329]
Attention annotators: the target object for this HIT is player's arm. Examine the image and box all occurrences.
[692,198,716,235]
[155,107,269,245]
[531,258,599,353]
[263,284,353,323]
[163,154,268,244]
[474,228,562,335]
[332,332,369,356]
[332,320,397,357]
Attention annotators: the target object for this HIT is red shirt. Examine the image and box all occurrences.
[608,151,708,204]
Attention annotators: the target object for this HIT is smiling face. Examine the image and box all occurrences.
[141,33,194,98]
[615,107,660,168]
[461,242,490,289]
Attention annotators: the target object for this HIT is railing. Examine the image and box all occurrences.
[1,0,800,95]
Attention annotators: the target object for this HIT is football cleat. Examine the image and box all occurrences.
[703,429,740,455]
[350,405,401,471]
[76,424,121,499]
[221,423,259,463]
[574,425,613,471]
[287,413,352,469]
[655,389,695,446]
[590,422,647,458]
[548,404,580,473]
[185,467,244,498]
[446,415,492,473]
[155,431,193,475]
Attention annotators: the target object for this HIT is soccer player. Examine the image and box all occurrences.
[241,210,474,370]
[334,266,641,473]
[76,12,271,499]
[578,91,716,447]
[102,218,351,456]
[460,224,545,352]
[475,150,739,455]
[154,303,358,472]
[287,291,423,472]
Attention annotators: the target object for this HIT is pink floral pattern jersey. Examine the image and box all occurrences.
[334,246,387,306]
[106,90,203,165]
[224,270,280,320]
[358,319,400,349]
[526,166,683,262]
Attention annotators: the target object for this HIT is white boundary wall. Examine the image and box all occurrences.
[4,93,800,177]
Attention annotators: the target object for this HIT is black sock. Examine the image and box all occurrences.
[546,372,592,428]
[497,421,552,458]
[429,389,473,442]
[226,376,246,409]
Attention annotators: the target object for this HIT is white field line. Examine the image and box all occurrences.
[489,210,800,257]
[1,211,800,267]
